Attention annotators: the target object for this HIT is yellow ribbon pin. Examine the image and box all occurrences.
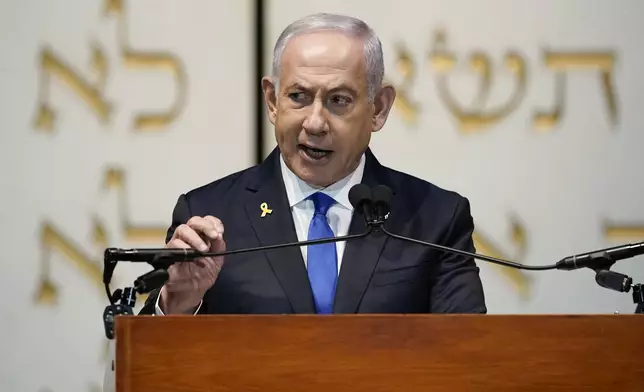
[260,202,273,217]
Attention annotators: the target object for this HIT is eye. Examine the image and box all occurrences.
[288,92,309,103]
[329,95,352,106]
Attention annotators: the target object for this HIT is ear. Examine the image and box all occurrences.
[371,84,396,132]
[261,76,278,125]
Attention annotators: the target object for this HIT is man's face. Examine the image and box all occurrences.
[262,31,394,187]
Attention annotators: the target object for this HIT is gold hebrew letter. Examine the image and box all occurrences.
[106,0,187,131]
[603,221,644,241]
[473,217,531,298]
[104,0,122,14]
[102,167,167,242]
[34,221,105,305]
[534,51,618,131]
[33,45,111,131]
[387,43,421,127]
[429,30,527,133]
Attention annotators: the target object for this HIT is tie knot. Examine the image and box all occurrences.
[309,192,336,216]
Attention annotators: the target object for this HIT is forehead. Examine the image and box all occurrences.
[279,31,367,90]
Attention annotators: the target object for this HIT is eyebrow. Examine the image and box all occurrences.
[328,84,357,94]
[286,83,312,91]
[286,82,357,94]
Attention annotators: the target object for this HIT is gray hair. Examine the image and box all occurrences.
[271,13,385,101]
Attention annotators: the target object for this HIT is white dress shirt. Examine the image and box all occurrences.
[152,153,366,315]
[280,153,366,272]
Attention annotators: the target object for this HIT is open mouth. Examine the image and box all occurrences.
[298,144,333,161]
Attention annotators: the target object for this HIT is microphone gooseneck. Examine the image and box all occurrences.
[379,225,556,271]
[369,184,643,313]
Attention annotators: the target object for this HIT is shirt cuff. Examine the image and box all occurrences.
[154,286,203,315]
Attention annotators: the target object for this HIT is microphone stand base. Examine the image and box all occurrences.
[103,287,137,340]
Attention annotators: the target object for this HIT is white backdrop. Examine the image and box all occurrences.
[0,1,254,392]
[264,0,644,314]
[1,1,644,392]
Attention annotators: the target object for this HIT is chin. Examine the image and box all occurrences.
[285,152,334,186]
[297,172,327,187]
[293,165,331,187]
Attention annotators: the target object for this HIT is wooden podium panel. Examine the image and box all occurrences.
[115,314,643,392]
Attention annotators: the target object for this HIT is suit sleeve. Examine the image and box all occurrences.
[138,194,205,315]
[429,196,487,314]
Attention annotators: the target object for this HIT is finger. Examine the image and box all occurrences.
[186,217,219,239]
[203,215,224,235]
[165,238,190,249]
[165,239,191,275]
[173,224,209,252]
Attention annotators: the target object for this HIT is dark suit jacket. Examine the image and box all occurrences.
[140,147,486,314]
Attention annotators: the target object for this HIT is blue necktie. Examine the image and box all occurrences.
[307,192,338,314]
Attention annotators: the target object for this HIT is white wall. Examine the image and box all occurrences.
[0,1,254,391]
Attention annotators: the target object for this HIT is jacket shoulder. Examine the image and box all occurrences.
[382,166,474,244]
[183,163,260,204]
[384,165,468,207]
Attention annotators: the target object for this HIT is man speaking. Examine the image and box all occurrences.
[140,12,486,316]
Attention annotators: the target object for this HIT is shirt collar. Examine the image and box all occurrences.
[280,153,366,210]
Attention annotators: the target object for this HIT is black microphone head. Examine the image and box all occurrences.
[373,184,393,207]
[134,269,170,294]
[104,248,119,262]
[349,183,373,209]
[595,270,632,293]
[349,184,375,224]
[372,185,393,222]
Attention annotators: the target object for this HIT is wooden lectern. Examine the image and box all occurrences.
[114,314,643,391]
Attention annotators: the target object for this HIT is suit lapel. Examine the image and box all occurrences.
[244,149,316,313]
[333,149,395,313]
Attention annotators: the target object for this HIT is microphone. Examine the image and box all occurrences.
[555,242,644,270]
[102,248,194,282]
[370,184,643,313]
[595,270,633,293]
[348,184,376,225]
[105,248,197,263]
[594,270,643,314]
[104,231,371,265]
[372,184,393,223]
[370,185,644,274]
[134,268,170,294]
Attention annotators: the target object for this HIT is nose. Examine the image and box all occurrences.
[302,100,329,136]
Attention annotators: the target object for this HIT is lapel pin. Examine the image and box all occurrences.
[260,202,273,217]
